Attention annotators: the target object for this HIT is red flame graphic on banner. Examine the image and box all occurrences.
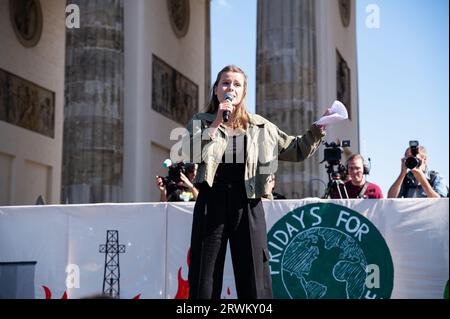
[173,248,233,299]
[42,286,141,299]
[42,286,67,299]
[175,248,190,299]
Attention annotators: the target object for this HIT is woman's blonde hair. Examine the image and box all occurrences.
[205,65,249,130]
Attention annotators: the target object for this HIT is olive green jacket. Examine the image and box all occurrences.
[181,112,325,199]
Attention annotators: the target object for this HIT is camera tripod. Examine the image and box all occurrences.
[322,167,349,199]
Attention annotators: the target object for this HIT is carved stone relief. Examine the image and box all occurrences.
[152,55,198,125]
[0,68,55,137]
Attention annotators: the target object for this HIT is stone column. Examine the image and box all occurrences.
[62,0,124,203]
[256,0,321,198]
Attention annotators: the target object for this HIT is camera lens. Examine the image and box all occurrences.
[405,156,420,169]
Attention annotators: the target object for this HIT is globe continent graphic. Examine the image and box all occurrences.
[281,227,368,299]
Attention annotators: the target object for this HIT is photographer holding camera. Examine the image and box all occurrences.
[155,161,198,202]
[330,154,383,199]
[388,142,447,198]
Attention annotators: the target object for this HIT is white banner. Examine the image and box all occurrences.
[0,199,448,299]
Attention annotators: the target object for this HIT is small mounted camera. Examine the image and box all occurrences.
[321,140,351,165]
[321,139,351,199]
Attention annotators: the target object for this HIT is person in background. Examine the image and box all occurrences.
[155,162,198,202]
[388,145,447,198]
[330,154,383,199]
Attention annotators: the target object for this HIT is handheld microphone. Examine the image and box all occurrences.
[223,93,233,122]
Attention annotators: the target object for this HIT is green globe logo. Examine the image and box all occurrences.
[268,203,394,299]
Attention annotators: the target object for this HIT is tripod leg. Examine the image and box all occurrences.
[322,187,330,199]
[343,185,349,199]
[337,183,343,199]
[322,182,333,199]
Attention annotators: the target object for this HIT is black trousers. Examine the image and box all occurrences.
[188,182,273,299]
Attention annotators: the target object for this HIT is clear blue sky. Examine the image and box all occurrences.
[211,0,449,196]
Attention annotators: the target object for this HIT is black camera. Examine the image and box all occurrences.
[322,140,350,165]
[321,140,351,199]
[158,160,196,202]
[160,160,195,185]
[405,140,422,169]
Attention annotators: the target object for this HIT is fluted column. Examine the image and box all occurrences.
[256,0,321,198]
[62,0,124,203]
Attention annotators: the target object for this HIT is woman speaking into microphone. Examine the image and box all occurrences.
[182,65,327,299]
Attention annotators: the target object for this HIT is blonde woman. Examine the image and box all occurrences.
[183,65,327,299]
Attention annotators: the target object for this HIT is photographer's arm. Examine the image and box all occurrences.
[387,158,407,198]
[191,187,199,200]
[155,176,168,202]
[180,172,198,200]
[160,191,168,202]
[410,168,440,198]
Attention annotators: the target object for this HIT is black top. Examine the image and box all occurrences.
[215,135,247,184]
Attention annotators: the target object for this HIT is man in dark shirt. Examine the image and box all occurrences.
[330,154,383,199]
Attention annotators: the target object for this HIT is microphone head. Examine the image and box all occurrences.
[162,159,172,168]
[224,93,234,102]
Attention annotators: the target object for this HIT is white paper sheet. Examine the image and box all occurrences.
[315,100,348,125]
